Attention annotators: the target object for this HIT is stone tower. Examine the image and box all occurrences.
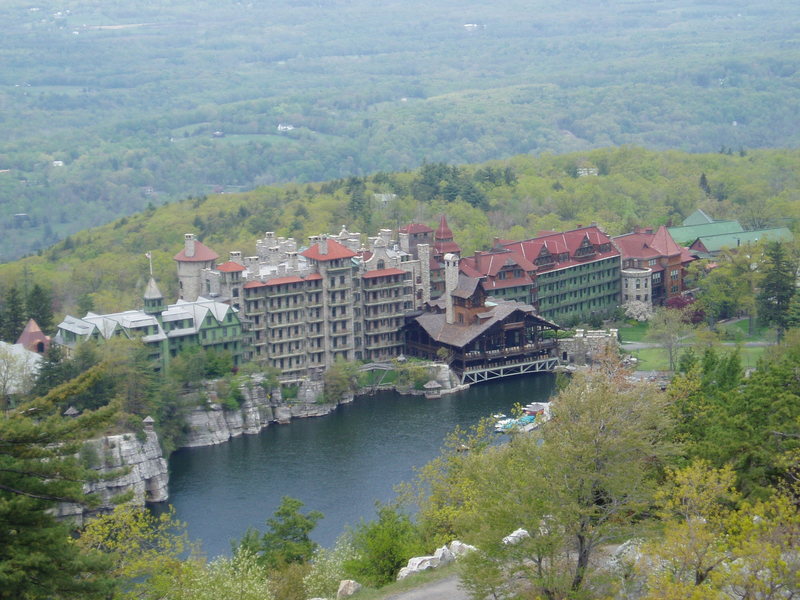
[173,233,219,301]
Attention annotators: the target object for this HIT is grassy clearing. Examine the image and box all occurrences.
[631,345,767,371]
[617,321,649,342]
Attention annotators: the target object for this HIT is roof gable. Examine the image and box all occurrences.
[300,238,357,261]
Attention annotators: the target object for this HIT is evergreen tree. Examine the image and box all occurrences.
[0,366,120,599]
[25,283,54,333]
[757,241,796,340]
[1,286,26,342]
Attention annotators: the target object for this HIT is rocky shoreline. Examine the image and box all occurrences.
[65,362,462,522]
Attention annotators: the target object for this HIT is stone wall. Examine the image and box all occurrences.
[559,329,619,365]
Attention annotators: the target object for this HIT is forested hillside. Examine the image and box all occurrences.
[0,147,798,319]
[1,0,799,260]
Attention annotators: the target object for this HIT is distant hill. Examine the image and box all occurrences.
[1,0,799,260]
[0,147,798,320]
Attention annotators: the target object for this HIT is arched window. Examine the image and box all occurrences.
[377,259,385,270]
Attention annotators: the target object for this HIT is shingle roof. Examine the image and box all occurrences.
[613,226,683,260]
[499,226,619,273]
[414,300,555,348]
[690,228,794,254]
[173,240,219,262]
[16,319,49,351]
[217,261,246,272]
[399,223,434,234]
[143,277,163,300]
[667,221,744,246]
[300,238,357,261]
[682,209,716,226]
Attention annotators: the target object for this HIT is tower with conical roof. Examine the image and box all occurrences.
[173,233,219,301]
[433,214,461,256]
[143,277,166,315]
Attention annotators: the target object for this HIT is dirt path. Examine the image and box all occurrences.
[381,575,469,600]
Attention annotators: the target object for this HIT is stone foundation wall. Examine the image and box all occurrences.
[559,329,620,365]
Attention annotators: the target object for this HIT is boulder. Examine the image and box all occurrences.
[448,540,477,557]
[502,528,530,545]
[433,545,455,565]
[336,579,362,599]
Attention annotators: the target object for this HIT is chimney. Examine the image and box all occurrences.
[444,253,459,325]
[319,236,328,256]
[184,233,196,258]
[268,246,280,266]
[417,243,432,305]
[399,232,410,254]
[287,251,299,272]
[230,251,243,265]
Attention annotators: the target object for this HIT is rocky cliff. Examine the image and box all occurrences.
[56,425,169,526]
[181,376,346,447]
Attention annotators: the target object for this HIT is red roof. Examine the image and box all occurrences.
[244,281,268,289]
[362,267,407,279]
[300,238,357,262]
[434,240,461,254]
[435,215,454,240]
[399,223,434,234]
[173,240,219,263]
[217,261,246,272]
[16,318,50,352]
[614,226,682,260]
[265,276,305,286]
[461,250,536,278]
[500,226,620,274]
[482,276,533,290]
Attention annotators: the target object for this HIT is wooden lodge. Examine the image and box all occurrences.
[404,254,560,384]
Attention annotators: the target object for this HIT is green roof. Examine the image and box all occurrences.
[667,221,744,246]
[691,228,794,254]
[682,209,716,226]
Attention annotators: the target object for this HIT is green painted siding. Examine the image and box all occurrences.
[534,257,621,322]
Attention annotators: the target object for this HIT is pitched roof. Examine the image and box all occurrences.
[173,240,219,263]
[613,226,682,259]
[682,208,716,226]
[667,221,744,246]
[499,226,619,273]
[143,277,163,300]
[435,215,453,240]
[16,319,49,351]
[216,261,246,272]
[690,228,794,254]
[399,223,434,234]
[414,300,555,348]
[300,238,357,261]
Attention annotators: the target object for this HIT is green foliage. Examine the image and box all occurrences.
[757,241,797,339]
[0,367,122,599]
[670,338,800,496]
[417,365,674,598]
[304,535,358,599]
[324,359,359,402]
[343,503,425,588]
[0,286,26,342]
[236,496,324,569]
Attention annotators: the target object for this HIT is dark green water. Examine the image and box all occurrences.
[167,374,555,557]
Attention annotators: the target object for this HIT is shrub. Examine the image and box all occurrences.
[343,503,425,587]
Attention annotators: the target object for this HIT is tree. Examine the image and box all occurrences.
[757,241,797,341]
[1,286,26,342]
[343,503,424,587]
[25,283,54,334]
[0,367,121,599]
[424,366,673,598]
[237,496,323,569]
[77,503,193,597]
[646,306,694,371]
[323,359,359,402]
[637,462,800,599]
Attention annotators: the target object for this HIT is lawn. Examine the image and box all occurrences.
[631,345,767,371]
[616,321,649,342]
